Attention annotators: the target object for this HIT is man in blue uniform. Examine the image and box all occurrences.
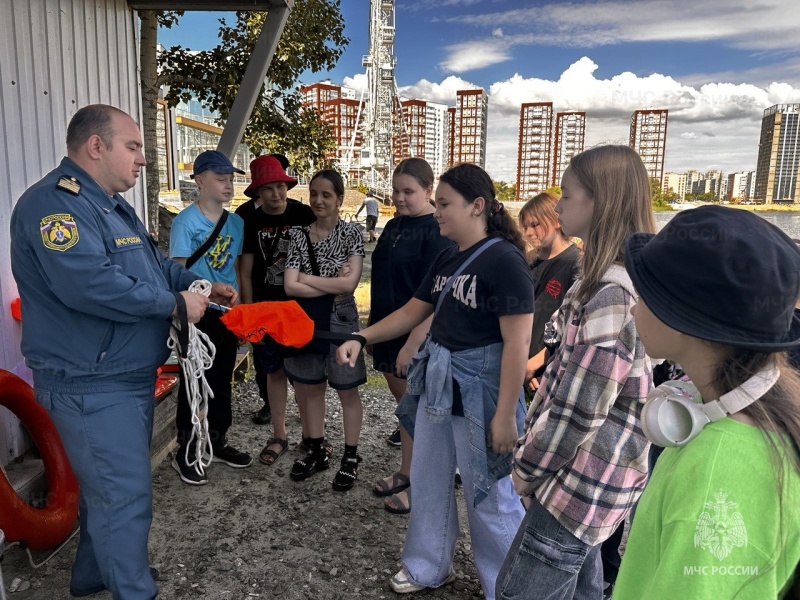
[10,104,236,599]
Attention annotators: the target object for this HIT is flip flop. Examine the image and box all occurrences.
[373,472,410,497]
[258,438,288,465]
[384,488,411,515]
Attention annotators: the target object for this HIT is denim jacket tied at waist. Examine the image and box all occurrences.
[396,338,526,507]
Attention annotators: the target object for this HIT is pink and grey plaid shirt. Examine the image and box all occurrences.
[513,265,652,546]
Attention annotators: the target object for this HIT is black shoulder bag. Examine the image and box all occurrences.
[186,210,229,269]
[287,229,336,355]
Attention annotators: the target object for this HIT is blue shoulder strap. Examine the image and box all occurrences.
[434,236,502,316]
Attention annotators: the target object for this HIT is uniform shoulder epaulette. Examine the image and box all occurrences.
[56,176,81,195]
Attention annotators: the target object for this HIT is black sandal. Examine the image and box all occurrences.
[373,472,410,497]
[258,438,288,465]
[332,455,362,492]
[290,449,329,481]
[299,437,334,457]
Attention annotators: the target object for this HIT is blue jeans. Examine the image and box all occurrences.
[35,383,158,600]
[402,398,524,599]
[496,495,603,600]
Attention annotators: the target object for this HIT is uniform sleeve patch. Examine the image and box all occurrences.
[40,214,79,251]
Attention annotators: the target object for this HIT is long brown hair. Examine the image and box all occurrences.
[568,146,656,304]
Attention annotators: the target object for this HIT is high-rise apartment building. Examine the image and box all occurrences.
[662,172,687,199]
[516,103,554,200]
[629,109,668,184]
[424,101,449,177]
[391,99,449,177]
[552,111,586,187]
[447,107,456,168]
[754,103,800,203]
[727,171,753,202]
[300,82,364,174]
[452,89,489,168]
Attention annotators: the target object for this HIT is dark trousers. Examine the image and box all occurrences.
[176,309,238,451]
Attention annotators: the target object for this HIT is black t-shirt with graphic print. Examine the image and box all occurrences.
[242,200,315,301]
[529,244,580,358]
[285,219,365,277]
[414,237,534,352]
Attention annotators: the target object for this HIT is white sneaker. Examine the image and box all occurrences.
[389,569,455,594]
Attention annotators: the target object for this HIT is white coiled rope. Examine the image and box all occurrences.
[167,279,216,476]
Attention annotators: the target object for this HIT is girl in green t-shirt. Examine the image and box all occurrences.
[616,206,800,600]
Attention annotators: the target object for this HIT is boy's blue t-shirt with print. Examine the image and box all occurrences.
[170,203,244,290]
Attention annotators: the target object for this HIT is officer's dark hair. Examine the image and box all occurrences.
[66,104,127,153]
[439,163,526,254]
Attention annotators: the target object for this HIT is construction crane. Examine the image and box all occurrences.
[344,0,404,199]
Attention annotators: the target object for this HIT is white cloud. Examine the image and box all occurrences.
[399,75,480,103]
[433,0,800,84]
[441,0,800,53]
[342,73,368,93]
[438,40,512,72]
[337,57,800,183]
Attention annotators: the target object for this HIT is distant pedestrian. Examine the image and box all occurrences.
[356,191,379,242]
[499,145,656,599]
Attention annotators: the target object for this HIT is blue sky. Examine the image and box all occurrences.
[160,0,800,182]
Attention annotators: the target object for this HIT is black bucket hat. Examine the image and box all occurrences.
[625,205,800,351]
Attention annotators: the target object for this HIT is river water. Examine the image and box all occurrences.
[654,210,800,239]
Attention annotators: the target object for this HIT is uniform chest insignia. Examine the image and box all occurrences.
[56,176,81,195]
[40,214,79,252]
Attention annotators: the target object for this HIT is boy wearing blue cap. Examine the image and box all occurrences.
[169,150,252,485]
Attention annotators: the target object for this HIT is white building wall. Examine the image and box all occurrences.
[0,0,144,464]
[424,101,448,177]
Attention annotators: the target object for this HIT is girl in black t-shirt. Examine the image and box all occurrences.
[370,158,454,515]
[337,164,533,597]
[518,192,579,390]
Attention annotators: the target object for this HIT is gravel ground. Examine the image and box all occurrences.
[2,371,485,599]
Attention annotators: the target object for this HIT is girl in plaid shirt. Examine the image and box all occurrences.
[498,145,656,600]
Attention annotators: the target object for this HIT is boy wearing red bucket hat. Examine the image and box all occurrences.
[240,155,315,466]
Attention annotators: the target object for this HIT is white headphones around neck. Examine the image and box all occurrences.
[641,365,780,448]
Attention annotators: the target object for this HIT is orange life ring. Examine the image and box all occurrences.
[0,370,79,550]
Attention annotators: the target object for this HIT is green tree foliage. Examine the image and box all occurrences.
[545,186,562,197]
[494,180,517,202]
[155,2,347,177]
[650,178,669,210]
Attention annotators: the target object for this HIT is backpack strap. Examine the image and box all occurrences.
[186,210,229,269]
[434,237,501,316]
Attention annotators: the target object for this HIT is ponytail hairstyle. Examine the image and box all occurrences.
[519,191,571,247]
[438,163,526,254]
[568,145,656,304]
[310,169,345,206]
